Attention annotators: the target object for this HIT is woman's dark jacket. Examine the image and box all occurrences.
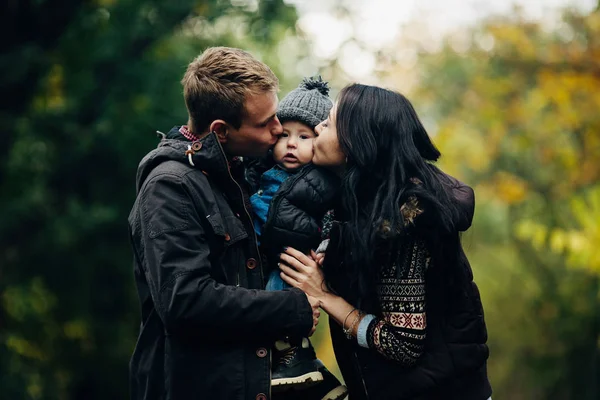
[128,128,313,400]
[326,175,491,400]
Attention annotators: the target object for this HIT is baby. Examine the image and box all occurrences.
[249,77,347,399]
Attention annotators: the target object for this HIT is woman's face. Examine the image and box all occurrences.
[313,106,346,173]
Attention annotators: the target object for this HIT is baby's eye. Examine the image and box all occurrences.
[300,135,312,140]
[281,132,289,137]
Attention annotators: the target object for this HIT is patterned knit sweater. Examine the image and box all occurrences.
[321,195,430,366]
[366,236,430,365]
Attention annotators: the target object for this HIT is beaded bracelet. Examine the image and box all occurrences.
[342,308,357,338]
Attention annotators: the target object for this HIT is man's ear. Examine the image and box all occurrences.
[210,120,230,144]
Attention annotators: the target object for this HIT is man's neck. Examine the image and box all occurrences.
[185,123,242,163]
[185,119,214,138]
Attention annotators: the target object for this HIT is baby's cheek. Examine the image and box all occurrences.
[306,142,317,154]
[272,141,287,162]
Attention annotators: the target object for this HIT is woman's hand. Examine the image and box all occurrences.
[279,248,328,301]
[281,248,363,338]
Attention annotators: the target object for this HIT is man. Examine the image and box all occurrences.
[128,47,320,400]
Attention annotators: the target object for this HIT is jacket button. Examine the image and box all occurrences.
[256,394,267,400]
[256,347,267,358]
[224,233,231,241]
[191,141,202,151]
[246,258,257,270]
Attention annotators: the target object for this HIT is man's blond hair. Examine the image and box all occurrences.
[181,47,279,133]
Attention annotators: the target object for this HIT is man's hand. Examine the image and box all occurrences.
[306,294,321,336]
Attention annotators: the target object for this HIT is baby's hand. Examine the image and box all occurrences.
[310,250,325,268]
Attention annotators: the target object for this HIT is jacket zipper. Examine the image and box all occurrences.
[215,142,264,286]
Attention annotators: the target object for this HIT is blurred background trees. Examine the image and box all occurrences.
[1,0,599,399]
[399,9,600,399]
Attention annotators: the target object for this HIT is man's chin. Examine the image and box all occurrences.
[259,143,277,156]
[228,142,274,158]
[240,146,271,159]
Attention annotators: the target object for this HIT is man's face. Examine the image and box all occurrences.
[224,91,283,157]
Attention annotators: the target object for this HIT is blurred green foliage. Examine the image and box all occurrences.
[1,0,307,398]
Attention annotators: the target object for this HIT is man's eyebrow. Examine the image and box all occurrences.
[258,113,277,125]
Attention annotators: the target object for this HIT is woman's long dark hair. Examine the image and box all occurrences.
[324,84,463,312]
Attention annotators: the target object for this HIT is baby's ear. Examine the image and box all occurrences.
[210,120,230,143]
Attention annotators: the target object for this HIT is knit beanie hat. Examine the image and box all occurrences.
[277,76,333,130]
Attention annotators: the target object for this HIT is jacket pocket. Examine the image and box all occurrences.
[206,212,248,247]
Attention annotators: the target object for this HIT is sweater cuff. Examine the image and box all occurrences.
[357,314,376,348]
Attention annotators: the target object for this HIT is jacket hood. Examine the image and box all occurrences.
[401,172,475,233]
[135,127,229,193]
[444,174,475,232]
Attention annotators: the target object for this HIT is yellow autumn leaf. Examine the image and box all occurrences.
[493,171,529,204]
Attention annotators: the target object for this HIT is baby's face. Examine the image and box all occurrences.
[272,121,316,171]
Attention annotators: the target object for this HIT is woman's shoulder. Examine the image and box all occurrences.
[436,171,475,232]
[410,169,475,233]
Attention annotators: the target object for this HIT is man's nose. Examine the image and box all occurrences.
[271,116,283,136]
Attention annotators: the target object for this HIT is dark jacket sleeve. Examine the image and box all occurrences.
[133,172,313,341]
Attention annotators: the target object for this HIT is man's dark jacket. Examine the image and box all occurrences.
[128,128,313,400]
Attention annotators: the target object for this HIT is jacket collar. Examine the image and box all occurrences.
[135,127,237,193]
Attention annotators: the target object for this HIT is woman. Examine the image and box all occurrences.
[278,84,492,400]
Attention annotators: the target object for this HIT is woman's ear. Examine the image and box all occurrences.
[209,120,229,143]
